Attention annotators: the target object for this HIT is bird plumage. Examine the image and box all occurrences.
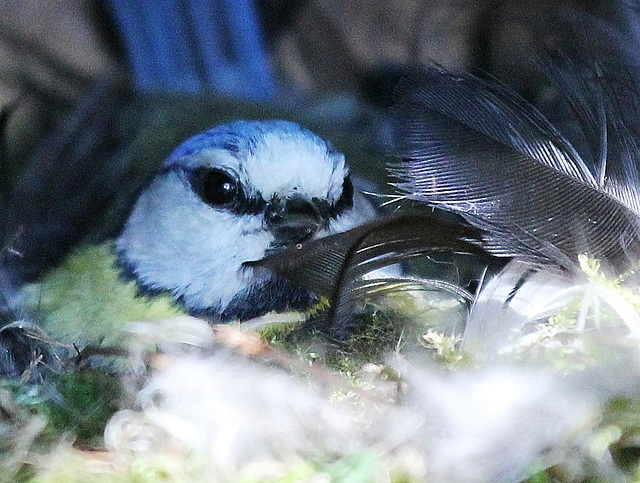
[116,120,375,322]
[12,120,376,351]
[24,243,180,346]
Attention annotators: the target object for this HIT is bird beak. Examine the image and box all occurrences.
[265,196,323,248]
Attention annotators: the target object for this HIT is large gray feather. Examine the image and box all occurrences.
[390,67,640,275]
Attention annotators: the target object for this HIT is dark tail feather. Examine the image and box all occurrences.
[247,213,486,335]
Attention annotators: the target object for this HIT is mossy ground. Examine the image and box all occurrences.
[5,263,640,482]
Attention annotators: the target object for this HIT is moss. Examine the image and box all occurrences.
[18,371,122,449]
[314,450,380,483]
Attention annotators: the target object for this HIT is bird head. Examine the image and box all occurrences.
[115,120,374,321]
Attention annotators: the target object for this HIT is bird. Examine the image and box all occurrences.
[11,119,378,352]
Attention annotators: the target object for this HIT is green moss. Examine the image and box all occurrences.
[260,288,469,383]
[22,371,121,449]
[419,330,467,368]
[315,450,380,483]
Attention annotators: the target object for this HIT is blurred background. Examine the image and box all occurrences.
[0,0,636,282]
[2,0,635,151]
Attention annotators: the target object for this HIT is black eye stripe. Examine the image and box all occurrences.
[185,167,352,218]
[335,175,354,212]
[189,167,266,215]
[313,175,354,219]
[191,167,239,206]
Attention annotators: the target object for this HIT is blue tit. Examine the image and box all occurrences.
[22,120,377,346]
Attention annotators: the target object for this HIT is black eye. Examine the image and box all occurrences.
[192,168,240,206]
[335,175,354,212]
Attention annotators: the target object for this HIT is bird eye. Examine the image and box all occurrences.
[192,168,240,206]
[335,175,354,212]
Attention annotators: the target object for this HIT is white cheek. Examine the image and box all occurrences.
[116,173,273,312]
